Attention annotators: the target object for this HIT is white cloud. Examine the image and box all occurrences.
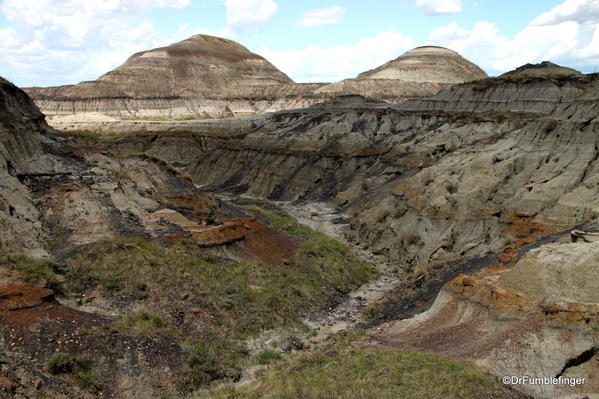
[257,31,413,82]
[413,0,462,16]
[224,0,278,33]
[296,6,346,27]
[428,3,599,76]
[531,0,599,26]
[0,0,191,86]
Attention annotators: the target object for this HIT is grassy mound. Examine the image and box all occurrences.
[210,335,522,399]
[65,233,373,337]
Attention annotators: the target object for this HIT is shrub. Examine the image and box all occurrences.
[77,370,101,393]
[179,339,246,388]
[47,353,74,374]
[117,312,172,336]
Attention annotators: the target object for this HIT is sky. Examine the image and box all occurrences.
[0,0,598,87]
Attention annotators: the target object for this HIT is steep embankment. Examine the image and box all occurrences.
[0,77,80,256]
[137,72,599,262]
[374,239,599,399]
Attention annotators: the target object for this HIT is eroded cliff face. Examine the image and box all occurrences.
[0,77,81,256]
[0,76,382,398]
[374,239,599,399]
[318,46,487,97]
[89,73,599,266]
[6,62,599,397]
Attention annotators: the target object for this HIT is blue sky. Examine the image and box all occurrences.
[0,0,597,87]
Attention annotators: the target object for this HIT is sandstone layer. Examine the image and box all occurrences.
[24,37,486,125]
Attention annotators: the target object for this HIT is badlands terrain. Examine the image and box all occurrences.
[0,35,597,399]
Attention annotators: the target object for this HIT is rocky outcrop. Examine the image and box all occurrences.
[25,39,486,127]
[0,77,79,256]
[373,239,599,399]
[358,46,486,82]
[97,34,293,96]
[30,34,293,98]
[0,76,297,267]
[500,61,583,78]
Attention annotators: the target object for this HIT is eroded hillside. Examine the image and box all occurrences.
[60,69,599,398]
[0,78,379,398]
[2,66,599,398]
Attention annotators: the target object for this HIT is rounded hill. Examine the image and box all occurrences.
[96,34,294,97]
[357,45,487,84]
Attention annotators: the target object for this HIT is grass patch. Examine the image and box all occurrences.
[62,129,146,144]
[43,233,64,251]
[255,349,282,365]
[209,334,521,399]
[0,250,59,286]
[179,339,248,389]
[115,312,175,337]
[232,198,313,239]
[65,233,373,338]
[47,353,74,374]
[77,369,101,394]
[232,200,375,291]
[61,129,102,143]
[47,353,101,393]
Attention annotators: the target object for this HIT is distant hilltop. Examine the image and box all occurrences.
[24,34,489,126]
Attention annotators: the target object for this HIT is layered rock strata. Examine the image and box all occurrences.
[25,37,487,126]
[374,239,599,399]
[83,71,599,265]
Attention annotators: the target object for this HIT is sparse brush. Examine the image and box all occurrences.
[255,349,282,365]
[0,250,60,287]
[179,339,246,389]
[47,353,74,374]
[64,230,374,339]
[116,312,174,337]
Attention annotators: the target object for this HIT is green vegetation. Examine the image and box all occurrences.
[255,349,282,365]
[326,132,346,146]
[209,334,520,399]
[179,339,248,389]
[62,129,146,144]
[65,234,373,338]
[43,233,64,251]
[61,129,102,143]
[47,353,101,393]
[115,312,174,337]
[47,353,74,374]
[232,198,314,239]
[58,201,375,390]
[0,250,59,286]
[77,369,101,394]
